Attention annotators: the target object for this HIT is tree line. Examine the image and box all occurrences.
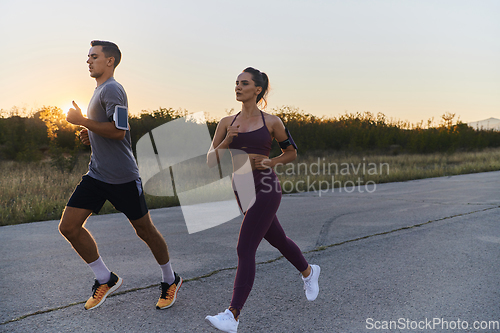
[1,105,499,167]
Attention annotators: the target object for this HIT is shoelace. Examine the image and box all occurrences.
[92,283,108,299]
[303,273,314,291]
[160,283,176,299]
[302,267,315,290]
[304,279,312,290]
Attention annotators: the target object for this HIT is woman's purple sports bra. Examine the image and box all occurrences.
[228,111,272,156]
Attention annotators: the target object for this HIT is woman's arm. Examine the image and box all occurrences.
[207,116,239,168]
[253,115,297,170]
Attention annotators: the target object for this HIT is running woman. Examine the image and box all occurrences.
[205,67,320,332]
[61,40,182,310]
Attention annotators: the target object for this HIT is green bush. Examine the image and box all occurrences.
[1,105,499,164]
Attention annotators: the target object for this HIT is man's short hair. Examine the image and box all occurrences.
[90,40,121,68]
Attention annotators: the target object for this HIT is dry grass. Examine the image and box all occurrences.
[276,148,500,193]
[0,154,178,226]
[1,148,500,226]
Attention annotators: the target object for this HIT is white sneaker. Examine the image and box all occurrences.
[205,309,239,333]
[302,264,320,301]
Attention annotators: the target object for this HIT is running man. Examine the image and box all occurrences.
[61,40,182,310]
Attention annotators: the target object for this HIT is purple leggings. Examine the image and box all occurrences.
[230,169,309,310]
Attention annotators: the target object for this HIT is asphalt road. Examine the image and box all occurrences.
[1,171,499,332]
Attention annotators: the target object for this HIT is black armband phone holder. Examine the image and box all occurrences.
[278,128,298,150]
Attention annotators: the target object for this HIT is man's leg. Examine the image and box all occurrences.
[59,206,98,263]
[59,206,122,310]
[130,212,182,309]
[129,212,169,265]
[59,206,111,282]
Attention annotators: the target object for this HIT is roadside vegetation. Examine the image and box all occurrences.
[1,105,499,226]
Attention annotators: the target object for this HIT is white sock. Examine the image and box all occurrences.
[88,256,111,284]
[160,261,175,284]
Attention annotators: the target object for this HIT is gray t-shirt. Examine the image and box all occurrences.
[86,77,140,184]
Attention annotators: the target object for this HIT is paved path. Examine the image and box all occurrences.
[1,171,499,332]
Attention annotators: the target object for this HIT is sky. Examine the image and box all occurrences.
[1,0,498,124]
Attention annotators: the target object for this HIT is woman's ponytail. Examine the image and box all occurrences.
[243,67,270,108]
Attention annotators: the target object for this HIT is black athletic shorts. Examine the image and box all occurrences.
[67,175,148,220]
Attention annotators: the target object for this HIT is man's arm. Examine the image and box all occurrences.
[67,101,125,140]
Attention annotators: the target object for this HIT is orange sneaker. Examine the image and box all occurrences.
[156,272,182,309]
[84,272,123,310]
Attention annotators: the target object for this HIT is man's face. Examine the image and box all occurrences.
[87,46,112,79]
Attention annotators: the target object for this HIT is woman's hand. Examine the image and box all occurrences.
[207,117,236,168]
[79,128,90,145]
[224,124,240,145]
[253,156,273,170]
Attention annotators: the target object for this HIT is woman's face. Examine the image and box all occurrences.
[235,72,262,104]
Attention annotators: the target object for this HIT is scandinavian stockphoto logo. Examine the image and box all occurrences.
[135,112,255,234]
